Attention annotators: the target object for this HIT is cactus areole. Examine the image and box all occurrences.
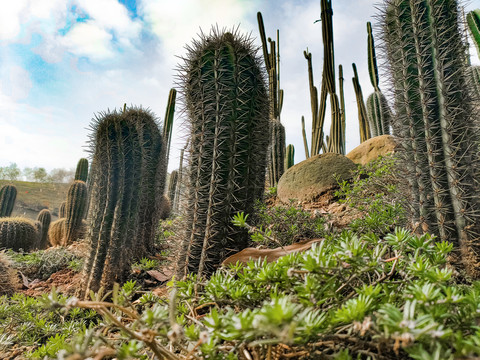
[178,28,270,278]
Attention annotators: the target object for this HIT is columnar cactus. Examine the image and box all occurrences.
[383,0,480,276]
[64,180,88,245]
[0,217,41,251]
[74,158,89,182]
[168,170,178,203]
[36,209,51,249]
[352,63,371,143]
[285,144,295,170]
[82,107,164,295]
[268,119,285,187]
[467,10,480,58]
[366,22,392,137]
[178,29,270,277]
[0,185,17,218]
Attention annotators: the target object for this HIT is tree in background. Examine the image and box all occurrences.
[0,164,21,181]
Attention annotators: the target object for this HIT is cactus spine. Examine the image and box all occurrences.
[285,144,295,169]
[352,63,371,143]
[37,209,51,249]
[178,29,269,277]
[74,158,89,182]
[366,22,392,137]
[0,185,16,218]
[383,0,480,277]
[0,217,41,251]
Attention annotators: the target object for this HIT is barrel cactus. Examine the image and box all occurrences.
[58,201,66,218]
[177,29,270,277]
[0,185,17,218]
[36,209,51,249]
[82,107,165,295]
[0,217,41,251]
[74,158,89,182]
[382,0,480,276]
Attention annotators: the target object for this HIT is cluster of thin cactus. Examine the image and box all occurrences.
[258,12,286,187]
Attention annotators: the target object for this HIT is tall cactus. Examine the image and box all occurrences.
[178,29,269,278]
[36,209,51,249]
[366,22,392,137]
[258,12,285,187]
[383,0,480,277]
[74,158,89,182]
[466,10,480,100]
[0,217,41,251]
[82,107,164,295]
[64,180,88,245]
[285,144,295,169]
[352,63,371,143]
[0,185,16,218]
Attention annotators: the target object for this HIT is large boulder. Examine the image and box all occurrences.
[346,135,398,166]
[277,152,356,203]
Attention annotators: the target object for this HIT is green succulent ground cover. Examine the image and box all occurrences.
[3,156,480,359]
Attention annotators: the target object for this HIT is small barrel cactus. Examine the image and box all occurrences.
[0,217,41,251]
[0,185,17,218]
[58,201,66,218]
[36,209,51,249]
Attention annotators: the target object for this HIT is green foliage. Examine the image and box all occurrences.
[8,247,83,280]
[0,292,97,355]
[251,201,325,246]
[132,258,160,272]
[335,155,407,235]
[178,28,269,277]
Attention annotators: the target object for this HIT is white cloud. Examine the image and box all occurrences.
[61,21,115,60]
[139,0,257,60]
[0,65,33,101]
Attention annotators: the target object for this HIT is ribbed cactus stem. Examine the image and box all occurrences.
[74,158,89,182]
[163,88,176,169]
[301,116,310,159]
[339,64,346,153]
[383,0,480,277]
[285,144,295,169]
[167,170,178,203]
[59,201,66,218]
[64,180,88,245]
[268,120,286,187]
[367,22,380,91]
[0,185,16,218]
[178,29,269,278]
[37,209,51,249]
[467,10,480,59]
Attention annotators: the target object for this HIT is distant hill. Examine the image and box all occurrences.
[0,180,70,221]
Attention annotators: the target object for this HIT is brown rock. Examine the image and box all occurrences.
[277,152,356,203]
[346,135,398,166]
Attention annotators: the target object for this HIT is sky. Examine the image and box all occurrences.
[1,0,480,173]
